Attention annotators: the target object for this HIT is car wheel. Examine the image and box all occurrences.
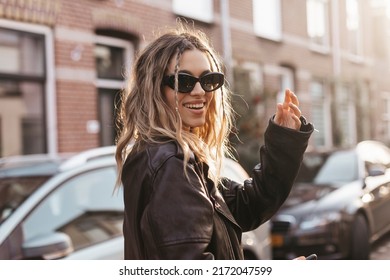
[350,214,370,260]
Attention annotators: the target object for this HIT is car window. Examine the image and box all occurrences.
[22,167,123,251]
[295,153,328,183]
[222,159,249,182]
[358,142,390,168]
[314,150,359,184]
[0,176,48,225]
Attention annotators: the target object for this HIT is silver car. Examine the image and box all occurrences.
[0,146,271,260]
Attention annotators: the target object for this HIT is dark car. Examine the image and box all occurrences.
[0,146,271,260]
[271,140,390,260]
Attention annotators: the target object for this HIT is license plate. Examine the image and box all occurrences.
[271,234,284,247]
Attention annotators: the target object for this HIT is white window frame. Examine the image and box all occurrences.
[94,35,134,146]
[172,0,214,24]
[238,62,264,96]
[336,85,357,146]
[346,0,363,59]
[0,19,57,155]
[253,0,282,41]
[277,67,294,103]
[381,92,390,141]
[310,79,332,148]
[306,0,330,53]
[94,35,133,90]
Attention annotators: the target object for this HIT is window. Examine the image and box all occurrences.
[335,85,357,146]
[346,0,362,56]
[0,26,49,156]
[277,67,294,103]
[22,167,123,251]
[95,44,126,80]
[95,36,133,146]
[381,92,390,141]
[314,150,359,184]
[310,79,331,147]
[172,0,214,23]
[231,63,264,172]
[253,0,282,41]
[306,0,329,52]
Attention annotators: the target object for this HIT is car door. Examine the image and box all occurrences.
[362,145,390,237]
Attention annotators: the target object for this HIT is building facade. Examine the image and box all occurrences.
[1,0,390,167]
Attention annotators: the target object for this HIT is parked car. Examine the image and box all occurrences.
[271,140,390,260]
[0,146,271,260]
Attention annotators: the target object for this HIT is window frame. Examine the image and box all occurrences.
[253,0,282,41]
[346,0,364,60]
[0,19,56,156]
[306,0,330,54]
[94,35,133,146]
[172,0,214,24]
[381,92,390,141]
[310,78,332,148]
[276,66,295,103]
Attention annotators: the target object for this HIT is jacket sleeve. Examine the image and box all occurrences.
[221,116,314,231]
[140,155,215,259]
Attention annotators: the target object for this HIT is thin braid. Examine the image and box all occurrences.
[174,49,182,114]
[174,48,184,139]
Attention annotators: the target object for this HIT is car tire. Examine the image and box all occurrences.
[350,214,370,260]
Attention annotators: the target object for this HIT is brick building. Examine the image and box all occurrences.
[1,0,390,166]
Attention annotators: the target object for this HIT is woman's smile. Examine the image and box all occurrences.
[163,48,214,129]
[183,102,205,110]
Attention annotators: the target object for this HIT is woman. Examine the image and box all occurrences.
[115,25,313,259]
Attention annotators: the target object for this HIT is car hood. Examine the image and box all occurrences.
[275,181,362,219]
[282,183,337,208]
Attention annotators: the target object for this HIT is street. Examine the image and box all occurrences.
[370,232,390,260]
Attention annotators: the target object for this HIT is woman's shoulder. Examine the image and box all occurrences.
[127,140,185,168]
[147,141,181,160]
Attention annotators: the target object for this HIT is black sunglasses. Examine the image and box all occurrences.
[163,72,224,93]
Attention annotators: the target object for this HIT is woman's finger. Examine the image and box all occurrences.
[291,114,301,130]
[289,91,299,106]
[274,103,284,124]
[284,89,292,104]
[288,103,301,118]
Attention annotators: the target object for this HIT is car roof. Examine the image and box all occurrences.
[58,146,116,171]
[0,146,118,178]
[0,154,69,177]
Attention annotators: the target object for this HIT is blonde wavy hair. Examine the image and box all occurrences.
[115,24,235,188]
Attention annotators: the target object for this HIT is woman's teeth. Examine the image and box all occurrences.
[185,103,204,109]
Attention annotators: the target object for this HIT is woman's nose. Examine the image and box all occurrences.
[190,81,205,95]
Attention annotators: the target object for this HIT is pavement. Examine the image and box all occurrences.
[370,232,390,260]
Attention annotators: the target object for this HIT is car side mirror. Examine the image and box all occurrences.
[368,165,386,177]
[22,232,74,260]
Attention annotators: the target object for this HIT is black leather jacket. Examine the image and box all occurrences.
[121,117,313,259]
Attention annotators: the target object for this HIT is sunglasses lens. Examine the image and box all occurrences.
[164,72,224,93]
[201,73,224,92]
[177,74,197,93]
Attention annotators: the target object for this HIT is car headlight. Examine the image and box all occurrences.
[299,212,342,230]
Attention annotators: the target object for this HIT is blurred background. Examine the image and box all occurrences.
[2,0,390,260]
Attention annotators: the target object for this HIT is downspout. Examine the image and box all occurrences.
[330,0,341,147]
[220,0,233,87]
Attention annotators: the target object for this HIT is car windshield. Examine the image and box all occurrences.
[295,153,328,183]
[313,150,359,184]
[0,176,50,225]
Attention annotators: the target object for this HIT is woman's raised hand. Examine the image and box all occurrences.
[274,89,301,130]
